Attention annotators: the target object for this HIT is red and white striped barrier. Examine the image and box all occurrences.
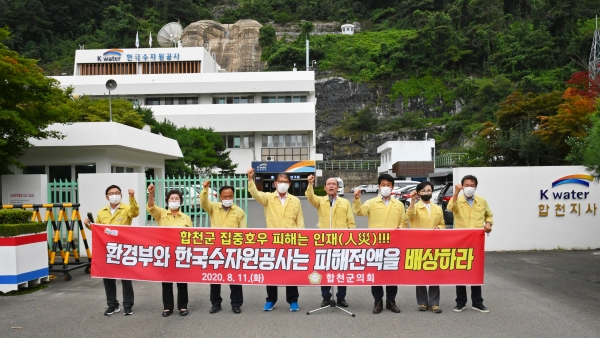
[0,233,49,293]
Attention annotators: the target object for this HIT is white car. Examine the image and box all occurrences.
[350,184,379,194]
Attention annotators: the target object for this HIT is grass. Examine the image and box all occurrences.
[0,284,48,296]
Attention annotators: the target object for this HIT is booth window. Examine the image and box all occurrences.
[146,97,160,105]
[23,166,45,174]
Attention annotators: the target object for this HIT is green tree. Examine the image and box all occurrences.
[0,28,68,174]
[579,111,600,179]
[62,97,146,128]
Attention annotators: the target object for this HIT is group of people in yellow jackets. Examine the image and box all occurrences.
[87,171,493,318]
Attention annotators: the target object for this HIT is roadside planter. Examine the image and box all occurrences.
[0,209,49,293]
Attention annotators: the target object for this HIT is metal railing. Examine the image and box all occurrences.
[146,175,248,227]
[317,160,380,170]
[47,179,79,247]
[435,153,467,168]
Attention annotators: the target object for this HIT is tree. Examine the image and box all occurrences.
[0,27,68,174]
[62,97,146,128]
[579,110,600,179]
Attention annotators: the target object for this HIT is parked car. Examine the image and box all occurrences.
[393,180,420,189]
[435,182,454,228]
[394,185,418,207]
[335,177,344,196]
[431,187,442,202]
[350,184,379,194]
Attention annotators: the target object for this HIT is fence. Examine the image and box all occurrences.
[317,160,380,170]
[146,175,249,227]
[435,153,467,168]
[47,180,79,248]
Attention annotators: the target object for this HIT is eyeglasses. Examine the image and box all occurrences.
[107,192,121,196]
[276,181,290,184]
[420,190,433,194]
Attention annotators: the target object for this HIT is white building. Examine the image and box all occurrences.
[377,140,435,180]
[341,24,355,35]
[14,122,182,181]
[52,47,318,195]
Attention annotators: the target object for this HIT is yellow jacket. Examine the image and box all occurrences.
[248,181,304,228]
[352,196,407,229]
[447,194,493,229]
[407,201,446,229]
[147,205,192,227]
[200,188,247,228]
[306,185,355,229]
[96,196,139,225]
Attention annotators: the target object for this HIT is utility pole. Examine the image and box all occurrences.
[589,16,600,82]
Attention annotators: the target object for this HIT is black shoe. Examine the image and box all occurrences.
[123,308,133,316]
[210,305,222,314]
[180,309,188,316]
[373,300,383,314]
[336,298,348,307]
[162,310,172,317]
[386,300,401,313]
[472,304,489,313]
[232,306,241,314]
[321,298,331,307]
[104,307,120,315]
[453,304,466,312]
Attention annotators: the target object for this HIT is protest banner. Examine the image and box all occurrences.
[91,225,484,286]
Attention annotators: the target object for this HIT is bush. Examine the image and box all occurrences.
[0,222,47,237]
[0,209,33,224]
[313,186,327,196]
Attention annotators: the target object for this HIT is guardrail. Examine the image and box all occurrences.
[435,153,467,168]
[317,160,380,170]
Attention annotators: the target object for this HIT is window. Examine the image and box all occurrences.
[75,165,96,180]
[261,95,307,103]
[146,98,160,105]
[214,96,254,104]
[24,166,45,174]
[111,166,134,173]
[49,166,71,182]
[164,98,173,105]
[225,135,254,148]
[179,97,188,105]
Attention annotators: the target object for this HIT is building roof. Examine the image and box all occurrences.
[31,122,183,159]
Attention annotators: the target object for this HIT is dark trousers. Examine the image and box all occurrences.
[416,286,440,306]
[371,286,398,302]
[456,285,483,306]
[321,286,346,299]
[103,278,134,309]
[162,282,188,311]
[210,284,243,307]
[266,285,299,304]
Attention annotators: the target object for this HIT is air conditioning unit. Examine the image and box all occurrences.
[266,156,276,162]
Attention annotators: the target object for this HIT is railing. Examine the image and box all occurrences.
[435,153,467,168]
[317,160,381,170]
[47,179,79,247]
[146,175,248,227]
[276,32,343,36]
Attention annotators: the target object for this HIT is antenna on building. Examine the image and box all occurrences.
[590,16,600,82]
[157,22,183,48]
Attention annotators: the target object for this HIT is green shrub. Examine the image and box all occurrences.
[0,209,34,224]
[0,222,46,237]
[313,186,327,196]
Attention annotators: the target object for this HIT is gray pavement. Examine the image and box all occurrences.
[1,193,600,338]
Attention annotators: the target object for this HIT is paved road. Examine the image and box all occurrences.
[2,193,599,338]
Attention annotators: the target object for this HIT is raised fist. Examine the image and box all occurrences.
[307,174,315,185]
[247,168,254,179]
[128,189,135,197]
[354,189,361,200]
[410,190,417,201]
[147,184,155,195]
[454,183,462,192]
[202,180,210,189]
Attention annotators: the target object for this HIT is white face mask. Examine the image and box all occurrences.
[463,187,476,198]
[168,201,180,210]
[108,195,121,205]
[380,187,392,198]
[277,183,289,194]
[221,199,233,208]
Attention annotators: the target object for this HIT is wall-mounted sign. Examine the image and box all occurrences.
[97,49,181,62]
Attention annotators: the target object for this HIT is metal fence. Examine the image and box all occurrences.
[435,153,467,168]
[47,179,80,248]
[146,175,249,227]
[317,160,380,170]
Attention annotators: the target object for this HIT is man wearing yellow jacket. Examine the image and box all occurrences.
[306,174,355,308]
[447,174,493,314]
[200,180,246,315]
[84,185,139,316]
[352,173,407,314]
[407,181,445,313]
[247,168,304,312]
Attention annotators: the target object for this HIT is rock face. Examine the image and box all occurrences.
[315,75,447,161]
[182,19,265,72]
